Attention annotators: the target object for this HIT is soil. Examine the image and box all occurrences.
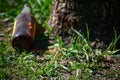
[1,17,120,80]
[93,55,120,79]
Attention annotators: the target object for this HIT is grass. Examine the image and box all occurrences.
[0,29,119,79]
[0,0,120,79]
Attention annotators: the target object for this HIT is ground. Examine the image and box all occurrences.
[0,19,120,79]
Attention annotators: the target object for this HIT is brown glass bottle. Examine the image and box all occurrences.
[12,4,36,50]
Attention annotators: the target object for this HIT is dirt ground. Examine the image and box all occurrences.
[93,55,120,79]
[0,19,120,79]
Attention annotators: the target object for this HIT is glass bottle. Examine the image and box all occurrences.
[12,4,36,50]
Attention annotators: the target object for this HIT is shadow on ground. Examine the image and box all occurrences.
[30,34,52,55]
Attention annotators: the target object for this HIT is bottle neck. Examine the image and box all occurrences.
[21,4,31,14]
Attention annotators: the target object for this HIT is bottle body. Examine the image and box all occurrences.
[12,13,36,50]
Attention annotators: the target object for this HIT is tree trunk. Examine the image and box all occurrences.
[49,0,120,48]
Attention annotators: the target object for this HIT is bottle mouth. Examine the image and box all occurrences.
[12,35,33,50]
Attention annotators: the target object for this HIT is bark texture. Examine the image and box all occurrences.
[49,0,120,48]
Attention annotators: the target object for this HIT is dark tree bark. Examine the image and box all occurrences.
[49,0,120,49]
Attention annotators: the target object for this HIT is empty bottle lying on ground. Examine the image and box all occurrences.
[12,4,37,50]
